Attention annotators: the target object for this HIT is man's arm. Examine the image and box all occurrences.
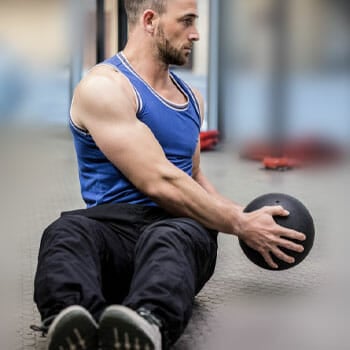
[71,66,305,269]
[190,88,306,268]
[191,89,243,208]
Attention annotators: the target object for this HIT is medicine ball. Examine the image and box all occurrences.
[239,193,315,270]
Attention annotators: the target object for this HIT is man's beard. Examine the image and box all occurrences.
[156,26,188,66]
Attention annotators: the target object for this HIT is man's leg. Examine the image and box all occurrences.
[33,213,133,349]
[118,218,218,348]
[34,214,109,322]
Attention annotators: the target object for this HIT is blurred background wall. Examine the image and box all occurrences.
[0,0,70,123]
[0,0,349,147]
[219,0,350,146]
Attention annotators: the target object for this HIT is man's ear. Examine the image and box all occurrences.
[143,10,157,33]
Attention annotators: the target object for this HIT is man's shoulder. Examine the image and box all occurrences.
[79,64,130,92]
[72,64,136,110]
[71,64,137,128]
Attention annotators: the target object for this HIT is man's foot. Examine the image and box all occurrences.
[99,305,162,350]
[46,305,98,350]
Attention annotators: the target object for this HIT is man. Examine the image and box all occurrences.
[33,0,306,349]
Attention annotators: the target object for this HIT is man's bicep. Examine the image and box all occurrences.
[78,87,171,192]
[90,115,170,189]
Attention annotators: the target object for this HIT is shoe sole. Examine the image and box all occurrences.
[47,305,98,350]
[99,306,157,350]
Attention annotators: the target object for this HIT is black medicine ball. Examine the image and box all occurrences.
[239,193,315,270]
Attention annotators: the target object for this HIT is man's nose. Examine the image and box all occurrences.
[189,28,200,41]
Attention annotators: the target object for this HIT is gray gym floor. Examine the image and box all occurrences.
[1,127,349,350]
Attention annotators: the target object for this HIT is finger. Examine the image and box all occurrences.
[260,250,278,269]
[271,246,295,264]
[279,227,306,241]
[263,205,289,217]
[278,238,305,253]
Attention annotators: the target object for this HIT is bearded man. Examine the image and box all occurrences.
[33,1,305,349]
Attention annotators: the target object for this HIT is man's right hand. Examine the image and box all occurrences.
[237,205,306,269]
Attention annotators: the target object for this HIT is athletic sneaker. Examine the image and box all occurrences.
[99,305,162,350]
[45,305,98,350]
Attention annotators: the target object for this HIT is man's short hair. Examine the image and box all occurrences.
[124,0,168,26]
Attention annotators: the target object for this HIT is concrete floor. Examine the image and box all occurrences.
[1,126,349,350]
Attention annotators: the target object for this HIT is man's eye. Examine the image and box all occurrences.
[183,18,193,26]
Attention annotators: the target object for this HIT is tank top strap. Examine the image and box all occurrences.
[169,71,201,121]
[100,54,144,113]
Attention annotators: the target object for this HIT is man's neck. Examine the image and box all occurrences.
[122,42,172,91]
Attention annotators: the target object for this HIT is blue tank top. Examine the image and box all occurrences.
[70,52,201,207]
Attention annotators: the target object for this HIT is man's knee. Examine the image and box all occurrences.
[139,217,217,262]
[143,217,212,238]
[39,214,98,255]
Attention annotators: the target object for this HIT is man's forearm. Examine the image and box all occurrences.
[194,169,244,211]
[146,168,244,235]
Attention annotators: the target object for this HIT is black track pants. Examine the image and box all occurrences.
[34,203,218,346]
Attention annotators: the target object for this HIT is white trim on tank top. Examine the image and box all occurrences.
[118,52,191,112]
[96,62,143,114]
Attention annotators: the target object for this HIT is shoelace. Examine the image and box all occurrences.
[136,308,163,329]
[30,314,57,337]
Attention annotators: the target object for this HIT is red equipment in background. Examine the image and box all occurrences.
[239,136,344,169]
[200,131,344,168]
[200,130,220,151]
